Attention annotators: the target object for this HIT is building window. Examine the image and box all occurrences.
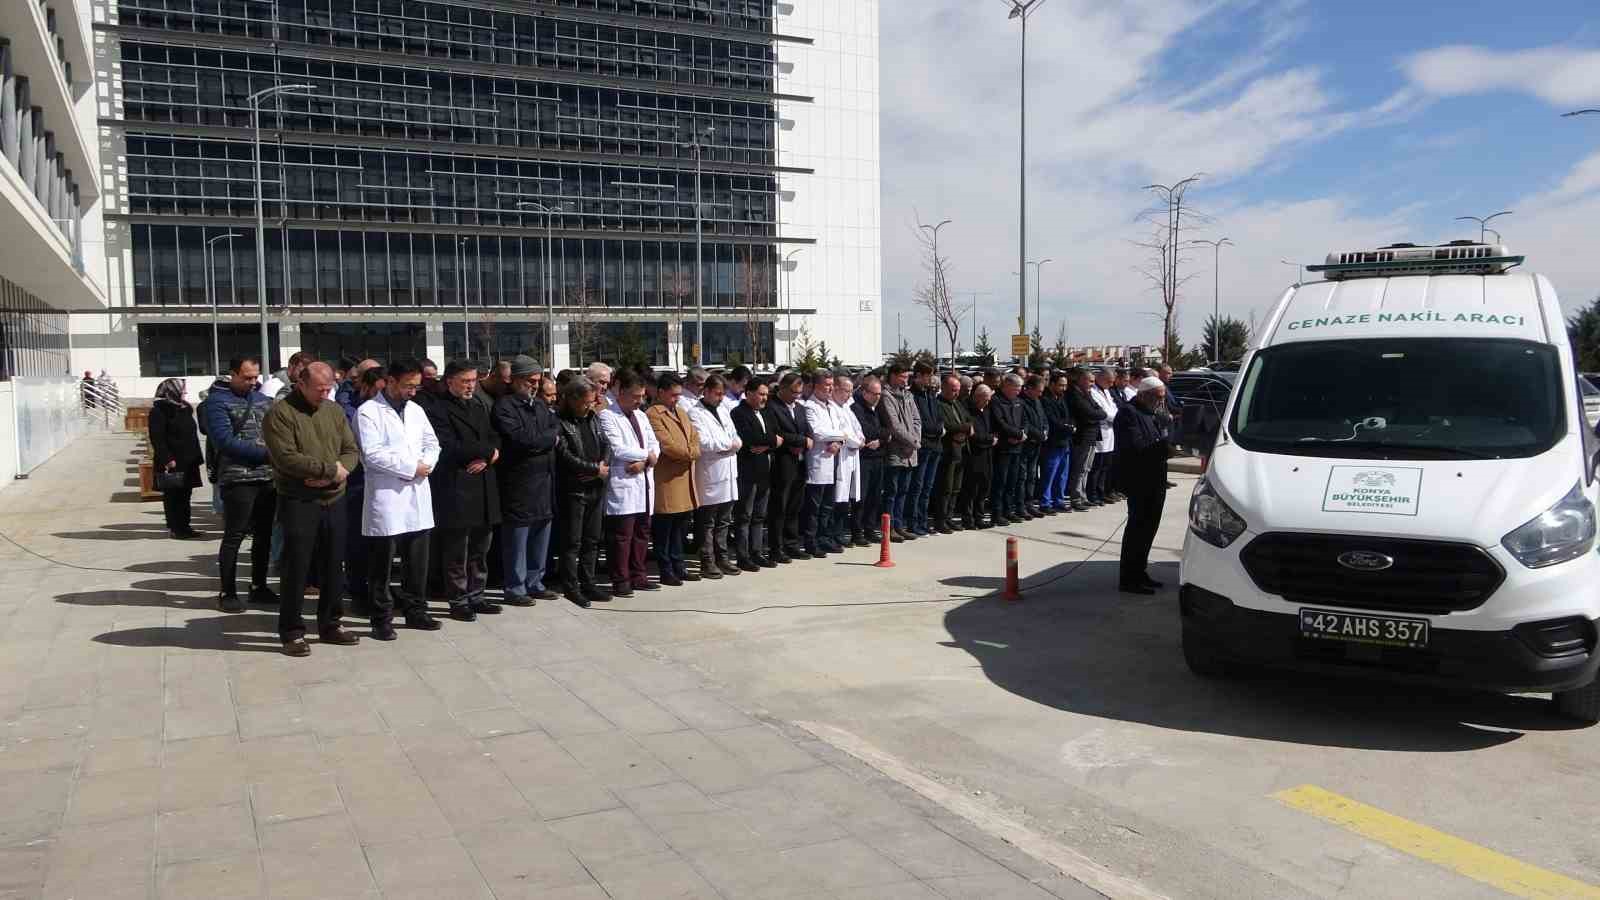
[0,277,71,381]
[583,321,668,369]
[693,321,773,367]
[137,323,282,377]
[442,321,548,365]
[297,323,426,366]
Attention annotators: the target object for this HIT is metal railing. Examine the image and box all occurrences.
[77,380,127,433]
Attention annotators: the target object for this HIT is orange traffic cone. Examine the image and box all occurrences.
[1002,536,1021,602]
[874,513,895,568]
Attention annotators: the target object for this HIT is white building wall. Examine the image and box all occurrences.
[776,0,882,366]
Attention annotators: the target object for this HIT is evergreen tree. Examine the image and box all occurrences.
[1569,296,1600,372]
[972,327,996,365]
[1200,315,1251,364]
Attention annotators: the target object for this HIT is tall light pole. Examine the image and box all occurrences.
[516,201,560,369]
[782,248,804,364]
[249,83,316,370]
[1189,238,1232,363]
[457,236,473,360]
[205,231,243,376]
[682,126,715,367]
[1456,211,1513,244]
[1005,0,1049,340]
[1485,228,1503,245]
[918,218,952,362]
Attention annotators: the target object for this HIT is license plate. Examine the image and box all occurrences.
[1298,608,1430,649]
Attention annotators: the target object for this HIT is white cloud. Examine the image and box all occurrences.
[1402,45,1600,108]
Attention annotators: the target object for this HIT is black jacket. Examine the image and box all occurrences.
[492,393,560,525]
[965,401,995,472]
[938,396,972,459]
[1115,402,1170,489]
[425,392,503,529]
[732,402,779,482]
[555,410,609,493]
[149,401,204,490]
[989,394,1026,453]
[1068,387,1106,444]
[1021,395,1048,445]
[1041,393,1075,447]
[913,386,944,449]
[765,399,807,483]
[852,398,887,461]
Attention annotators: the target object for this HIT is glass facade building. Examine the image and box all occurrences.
[103,0,811,370]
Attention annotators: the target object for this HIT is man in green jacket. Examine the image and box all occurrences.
[934,374,973,533]
[264,362,362,656]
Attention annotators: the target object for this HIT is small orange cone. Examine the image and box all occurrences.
[874,513,896,568]
[1002,536,1021,602]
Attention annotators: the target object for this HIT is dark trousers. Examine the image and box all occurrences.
[993,452,1022,517]
[734,477,770,562]
[801,483,837,551]
[162,487,193,534]
[936,449,965,525]
[653,512,692,578]
[693,501,733,567]
[883,465,915,530]
[1019,445,1040,510]
[958,456,992,525]
[1120,484,1167,584]
[1089,451,1113,501]
[1068,441,1097,503]
[560,488,604,592]
[369,529,429,621]
[855,457,885,536]
[437,525,493,608]
[832,496,854,543]
[608,512,651,588]
[344,483,369,604]
[218,481,275,598]
[768,471,803,555]
[911,447,943,532]
[276,494,347,641]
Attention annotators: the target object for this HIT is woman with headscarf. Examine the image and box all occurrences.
[148,378,204,539]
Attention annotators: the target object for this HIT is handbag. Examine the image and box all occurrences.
[155,469,188,492]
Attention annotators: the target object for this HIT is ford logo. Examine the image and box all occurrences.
[1338,551,1394,572]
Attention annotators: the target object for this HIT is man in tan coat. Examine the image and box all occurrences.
[647,373,701,587]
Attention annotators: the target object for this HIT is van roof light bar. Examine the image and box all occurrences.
[1307,241,1525,281]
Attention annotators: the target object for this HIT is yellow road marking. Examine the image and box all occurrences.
[1274,784,1600,899]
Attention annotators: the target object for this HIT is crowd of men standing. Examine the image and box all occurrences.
[154,349,1179,657]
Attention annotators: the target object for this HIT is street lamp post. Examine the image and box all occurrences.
[205,231,244,375]
[249,82,317,370]
[1190,238,1232,363]
[515,202,560,370]
[1005,0,1049,340]
[782,248,804,365]
[918,218,952,362]
[1280,259,1304,287]
[1456,211,1513,244]
[457,236,472,360]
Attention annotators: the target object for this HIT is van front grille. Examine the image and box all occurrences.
[1239,533,1504,614]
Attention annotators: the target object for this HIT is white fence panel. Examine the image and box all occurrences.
[12,377,89,476]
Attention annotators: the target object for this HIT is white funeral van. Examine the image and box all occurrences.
[1179,241,1600,723]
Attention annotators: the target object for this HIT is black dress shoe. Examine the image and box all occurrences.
[218,593,246,614]
[701,566,724,579]
[718,560,742,576]
[611,585,635,599]
[633,581,661,591]
[567,592,592,609]
[502,594,535,607]
[660,575,683,587]
[991,516,1011,527]
[757,556,778,569]
[249,585,279,608]
[1141,576,1165,589]
[319,627,360,646]
[889,530,906,543]
[471,600,504,615]
[450,605,477,622]
[739,560,761,573]
[774,553,793,565]
[1119,582,1157,595]
[790,548,813,560]
[371,620,398,641]
[532,589,559,601]
[681,571,702,582]
[281,638,311,657]
[583,586,611,604]
[404,611,442,631]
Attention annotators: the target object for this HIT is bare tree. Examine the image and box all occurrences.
[565,285,597,366]
[1135,175,1207,362]
[736,251,770,367]
[911,214,972,359]
[660,268,694,366]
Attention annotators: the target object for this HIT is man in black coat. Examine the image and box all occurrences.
[426,360,504,621]
[731,380,780,568]
[1039,372,1076,512]
[988,375,1028,525]
[1115,377,1172,594]
[851,375,888,543]
[1019,375,1049,519]
[493,356,561,607]
[764,373,809,563]
[1066,367,1105,512]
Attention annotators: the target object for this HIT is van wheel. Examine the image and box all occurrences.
[1554,682,1600,725]
[1182,630,1229,678]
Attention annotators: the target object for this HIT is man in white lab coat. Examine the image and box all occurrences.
[356,359,442,640]
[599,370,660,597]
[829,375,865,549]
[687,373,742,574]
[800,370,847,556]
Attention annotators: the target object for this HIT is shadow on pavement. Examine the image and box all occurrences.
[941,559,1579,752]
[93,615,283,653]
[125,555,219,576]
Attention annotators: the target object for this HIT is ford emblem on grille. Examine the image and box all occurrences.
[1337,550,1395,572]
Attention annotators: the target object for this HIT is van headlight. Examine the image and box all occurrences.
[1501,483,1596,569]
[1189,478,1248,549]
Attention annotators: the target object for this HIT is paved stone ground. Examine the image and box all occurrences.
[0,433,1104,900]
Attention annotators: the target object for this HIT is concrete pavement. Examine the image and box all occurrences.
[0,432,1104,900]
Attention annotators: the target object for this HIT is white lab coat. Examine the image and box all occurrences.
[720,392,741,417]
[803,398,847,486]
[1091,386,1119,453]
[833,398,864,503]
[599,406,661,515]
[356,394,441,537]
[687,399,740,506]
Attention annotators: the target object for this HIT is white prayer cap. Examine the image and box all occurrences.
[1136,376,1165,394]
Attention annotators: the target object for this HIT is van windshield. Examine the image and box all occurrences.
[1229,338,1565,460]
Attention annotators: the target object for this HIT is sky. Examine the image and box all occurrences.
[878,0,1600,355]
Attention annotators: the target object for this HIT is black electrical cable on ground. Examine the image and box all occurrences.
[0,529,208,578]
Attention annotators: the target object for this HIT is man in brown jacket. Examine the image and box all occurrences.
[263,362,362,656]
[647,373,700,586]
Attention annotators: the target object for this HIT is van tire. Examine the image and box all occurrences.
[1182,630,1229,678]
[1554,682,1600,725]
